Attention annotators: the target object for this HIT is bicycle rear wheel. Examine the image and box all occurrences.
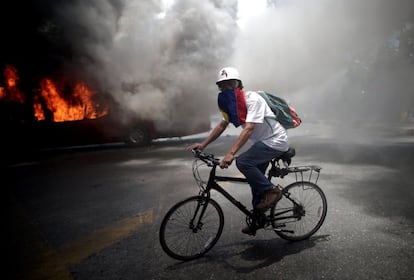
[270,181,327,241]
[159,196,224,261]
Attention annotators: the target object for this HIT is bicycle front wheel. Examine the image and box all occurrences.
[159,196,224,261]
[270,181,327,241]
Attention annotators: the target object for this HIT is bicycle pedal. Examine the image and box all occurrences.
[271,224,288,232]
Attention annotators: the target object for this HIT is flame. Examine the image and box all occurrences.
[33,95,45,121]
[1,64,109,122]
[73,82,108,119]
[37,78,109,122]
[0,87,6,99]
[0,64,25,103]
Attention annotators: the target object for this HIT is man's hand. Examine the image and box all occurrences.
[186,143,205,151]
[220,153,234,169]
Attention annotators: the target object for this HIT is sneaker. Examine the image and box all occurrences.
[241,225,257,236]
[256,188,282,210]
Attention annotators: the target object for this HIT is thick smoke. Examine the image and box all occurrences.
[0,0,238,132]
[1,0,413,139]
[231,0,414,140]
[50,0,239,131]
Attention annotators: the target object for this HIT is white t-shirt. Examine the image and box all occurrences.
[243,91,289,151]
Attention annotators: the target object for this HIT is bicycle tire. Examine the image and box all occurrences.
[270,181,327,241]
[159,196,224,261]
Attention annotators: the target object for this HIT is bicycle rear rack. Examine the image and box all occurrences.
[268,165,322,184]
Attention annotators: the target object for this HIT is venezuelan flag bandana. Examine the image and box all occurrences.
[217,88,247,127]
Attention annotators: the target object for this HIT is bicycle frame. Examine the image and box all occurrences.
[207,165,252,217]
[197,162,300,224]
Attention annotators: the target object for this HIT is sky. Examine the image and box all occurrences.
[1,0,413,138]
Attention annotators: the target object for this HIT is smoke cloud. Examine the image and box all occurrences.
[1,0,413,139]
[231,0,414,140]
[1,0,238,132]
[51,0,239,131]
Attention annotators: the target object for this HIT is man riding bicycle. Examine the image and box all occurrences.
[187,67,290,235]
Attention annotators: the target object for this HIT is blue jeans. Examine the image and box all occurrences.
[236,141,286,208]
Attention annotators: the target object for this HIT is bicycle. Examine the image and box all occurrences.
[159,148,327,261]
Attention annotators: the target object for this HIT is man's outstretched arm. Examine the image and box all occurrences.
[186,119,229,151]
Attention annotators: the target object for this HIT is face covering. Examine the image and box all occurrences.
[217,88,247,127]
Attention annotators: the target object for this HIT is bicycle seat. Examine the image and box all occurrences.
[274,147,296,166]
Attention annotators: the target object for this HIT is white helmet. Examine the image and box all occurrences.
[216,67,241,84]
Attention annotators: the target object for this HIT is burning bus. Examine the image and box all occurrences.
[0,64,210,149]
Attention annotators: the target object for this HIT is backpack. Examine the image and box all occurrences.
[257,91,302,129]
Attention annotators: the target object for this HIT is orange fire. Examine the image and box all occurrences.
[36,78,108,122]
[0,64,25,103]
[33,95,45,121]
[0,87,6,99]
[1,64,109,122]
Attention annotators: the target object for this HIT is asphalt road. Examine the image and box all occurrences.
[3,122,414,280]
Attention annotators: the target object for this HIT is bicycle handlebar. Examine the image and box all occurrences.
[191,149,220,166]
